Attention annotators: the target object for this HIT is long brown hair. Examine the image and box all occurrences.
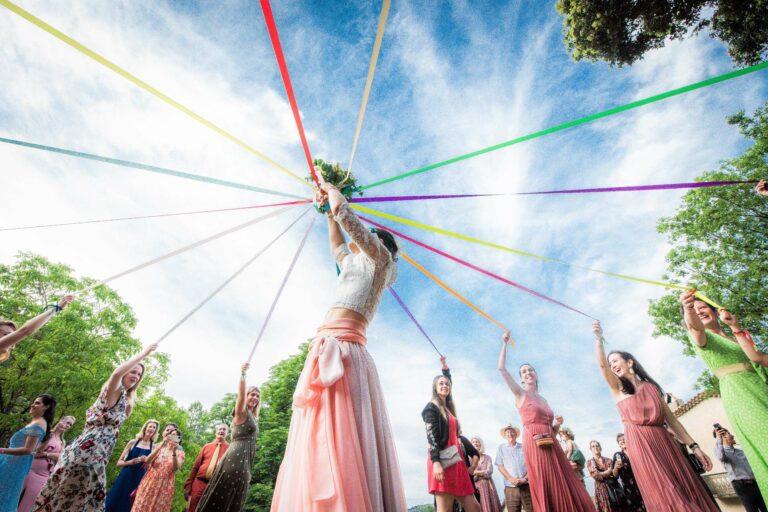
[430,375,460,431]
[125,363,146,407]
[607,351,662,395]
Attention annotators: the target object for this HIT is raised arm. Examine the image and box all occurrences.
[680,290,707,347]
[498,332,525,405]
[593,321,622,395]
[327,215,349,266]
[718,309,768,367]
[233,363,249,425]
[143,439,166,467]
[0,294,74,354]
[662,397,712,472]
[756,179,768,197]
[103,342,158,398]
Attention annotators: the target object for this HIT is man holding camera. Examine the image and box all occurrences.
[714,425,766,512]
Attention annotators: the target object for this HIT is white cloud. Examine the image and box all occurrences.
[1,1,764,507]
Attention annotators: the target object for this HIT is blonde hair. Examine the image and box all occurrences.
[135,419,160,442]
[247,386,261,419]
[470,436,485,454]
[124,363,146,407]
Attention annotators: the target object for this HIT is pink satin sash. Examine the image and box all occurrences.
[275,318,372,511]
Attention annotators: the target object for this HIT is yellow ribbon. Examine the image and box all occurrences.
[345,0,390,179]
[351,204,722,309]
[0,0,309,188]
[401,252,511,340]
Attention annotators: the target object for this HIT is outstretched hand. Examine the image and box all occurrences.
[718,309,739,329]
[59,294,75,310]
[680,289,696,310]
[592,320,603,340]
[756,179,768,197]
[143,342,159,356]
[502,331,512,345]
[241,362,250,374]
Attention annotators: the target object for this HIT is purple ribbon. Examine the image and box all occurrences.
[350,180,758,203]
[388,287,442,356]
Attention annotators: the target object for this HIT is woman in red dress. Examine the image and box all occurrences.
[593,321,718,511]
[422,357,480,512]
[498,332,594,511]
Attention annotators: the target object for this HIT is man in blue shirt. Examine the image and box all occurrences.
[714,426,766,512]
[495,424,532,512]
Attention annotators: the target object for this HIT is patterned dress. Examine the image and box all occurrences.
[588,456,616,512]
[131,444,183,512]
[613,450,645,511]
[34,389,130,512]
[692,330,768,498]
[0,424,45,512]
[473,454,502,512]
[197,412,258,512]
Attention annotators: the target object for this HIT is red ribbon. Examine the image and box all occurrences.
[260,0,319,187]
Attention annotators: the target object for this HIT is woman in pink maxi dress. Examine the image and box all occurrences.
[270,182,407,512]
[18,416,76,512]
[469,437,501,512]
[593,321,718,511]
[498,332,594,511]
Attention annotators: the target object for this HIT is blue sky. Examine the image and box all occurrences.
[1,0,766,505]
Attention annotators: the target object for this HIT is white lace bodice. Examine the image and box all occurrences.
[331,203,397,321]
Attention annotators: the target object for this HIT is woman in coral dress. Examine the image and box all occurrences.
[498,332,594,511]
[18,415,76,512]
[593,321,718,511]
[470,437,501,512]
[270,181,407,511]
[131,424,184,512]
[680,290,768,498]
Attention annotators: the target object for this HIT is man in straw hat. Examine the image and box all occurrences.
[495,424,532,512]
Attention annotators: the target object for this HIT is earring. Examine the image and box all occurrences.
[629,367,635,375]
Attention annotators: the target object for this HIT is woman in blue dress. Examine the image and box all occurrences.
[105,419,158,512]
[0,394,55,512]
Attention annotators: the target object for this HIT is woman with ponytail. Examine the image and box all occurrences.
[0,394,56,512]
[34,342,158,512]
[593,320,718,511]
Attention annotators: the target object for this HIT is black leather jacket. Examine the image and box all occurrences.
[421,367,453,462]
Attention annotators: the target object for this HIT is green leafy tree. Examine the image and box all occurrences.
[244,343,308,511]
[648,103,768,392]
[556,0,768,67]
[0,253,200,512]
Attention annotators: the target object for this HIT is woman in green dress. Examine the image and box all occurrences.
[197,363,259,512]
[680,289,768,498]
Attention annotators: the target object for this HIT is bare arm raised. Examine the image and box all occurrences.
[0,294,74,357]
[718,309,768,367]
[680,290,707,347]
[498,332,525,407]
[593,321,622,397]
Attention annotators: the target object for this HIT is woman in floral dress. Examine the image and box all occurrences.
[34,342,158,512]
[131,423,184,512]
[587,440,617,512]
[470,437,501,512]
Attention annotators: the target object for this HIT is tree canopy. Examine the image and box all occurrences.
[555,0,768,67]
[648,102,768,392]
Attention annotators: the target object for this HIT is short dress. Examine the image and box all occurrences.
[427,414,474,496]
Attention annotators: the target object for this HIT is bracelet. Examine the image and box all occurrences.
[45,303,62,314]
[688,443,700,450]
[733,329,756,345]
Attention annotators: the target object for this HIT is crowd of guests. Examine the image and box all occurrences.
[0,300,260,512]
[0,179,766,512]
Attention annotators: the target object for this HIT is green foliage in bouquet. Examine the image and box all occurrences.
[306,158,363,199]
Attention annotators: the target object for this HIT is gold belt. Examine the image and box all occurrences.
[714,362,753,378]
